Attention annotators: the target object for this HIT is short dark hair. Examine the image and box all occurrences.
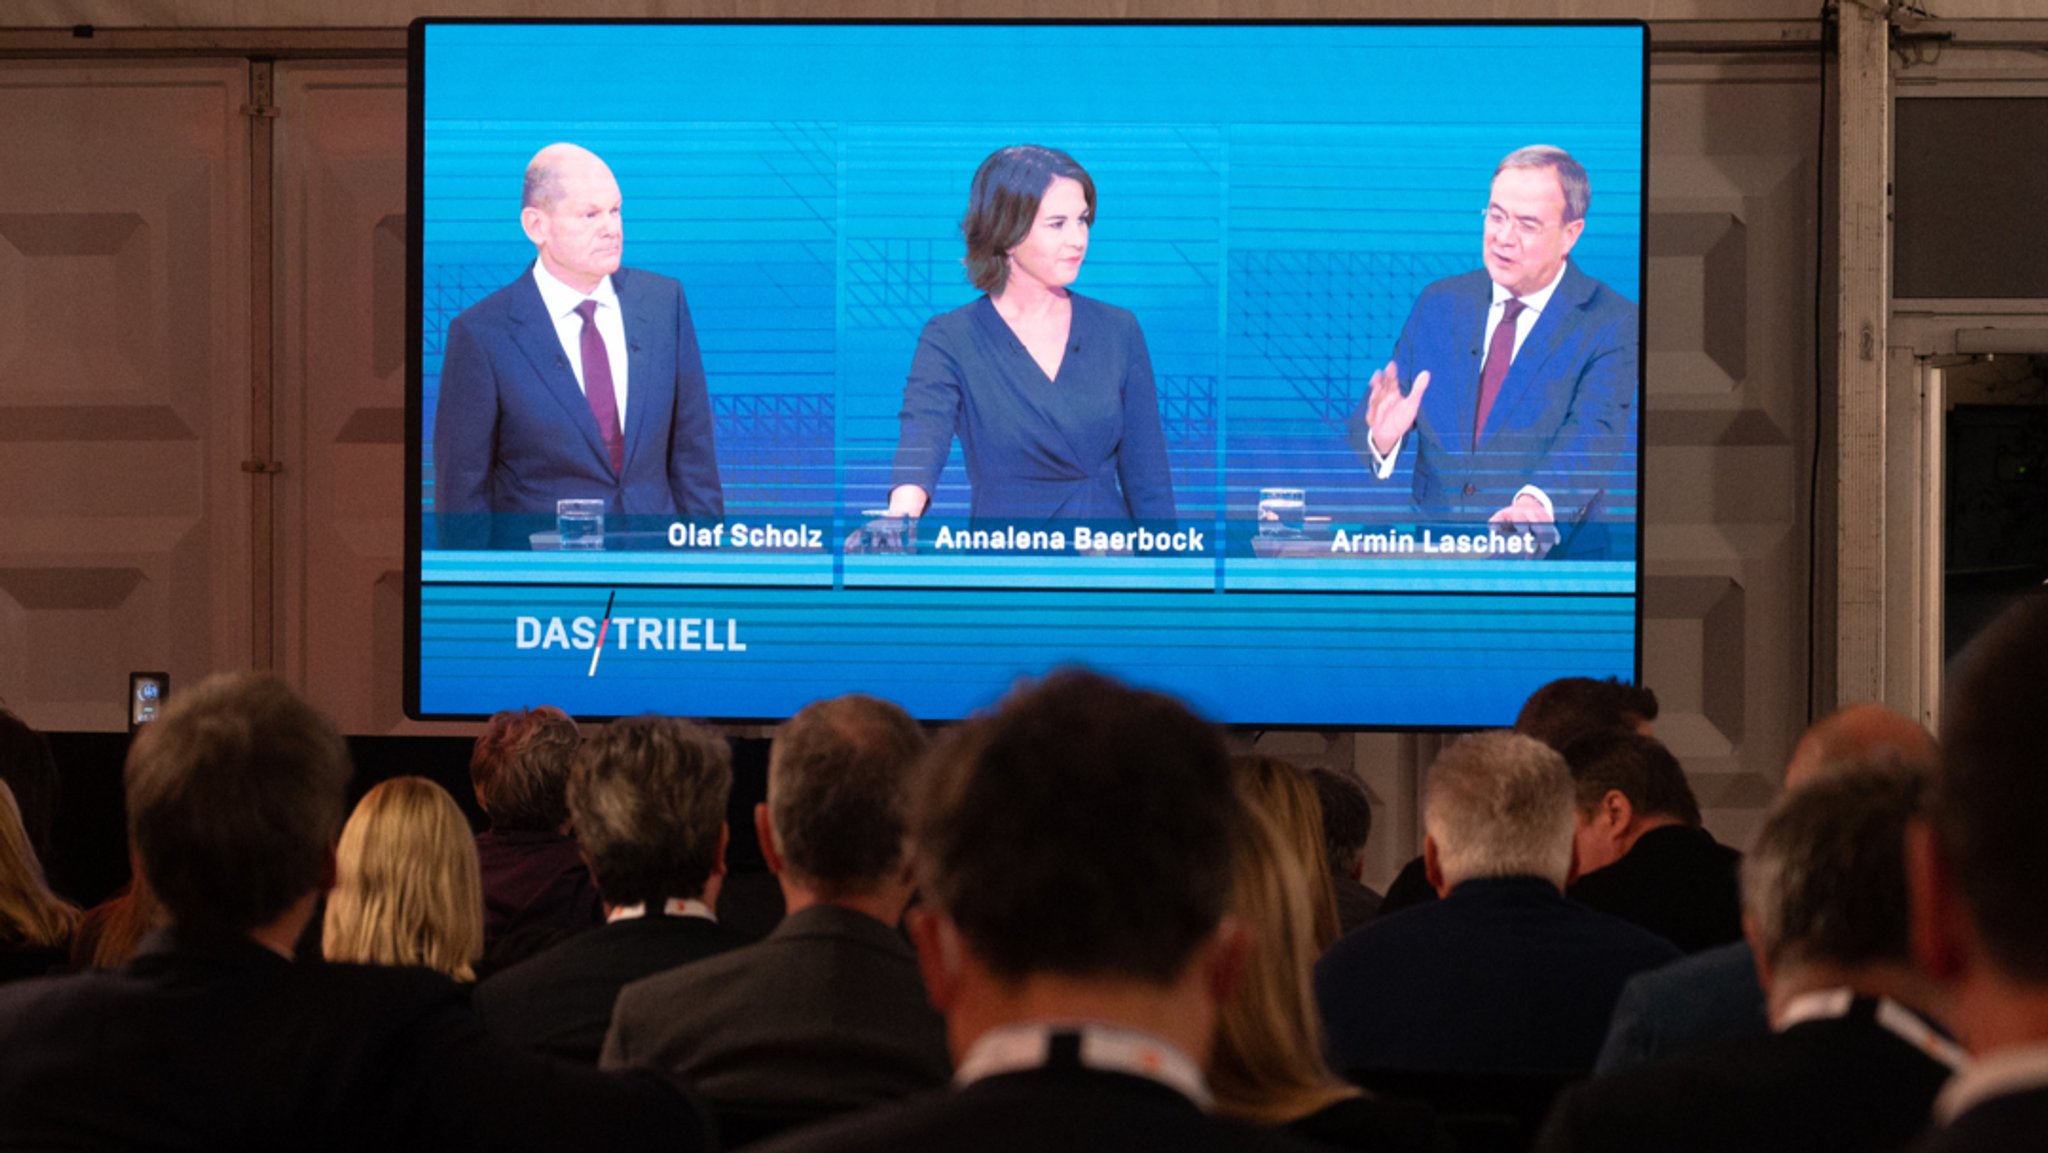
[567,716,731,907]
[1938,593,2048,982]
[769,695,925,893]
[1516,676,1658,753]
[1743,767,1928,971]
[914,670,1238,984]
[469,706,580,832]
[961,145,1095,295]
[1309,768,1374,878]
[1561,729,1701,827]
[126,673,352,937]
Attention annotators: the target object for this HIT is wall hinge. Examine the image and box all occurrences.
[240,459,284,475]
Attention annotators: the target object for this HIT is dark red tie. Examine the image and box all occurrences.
[1475,297,1527,445]
[575,299,624,474]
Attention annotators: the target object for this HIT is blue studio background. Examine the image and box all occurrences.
[414,22,1644,725]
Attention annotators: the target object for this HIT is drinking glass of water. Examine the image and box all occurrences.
[1257,488,1307,537]
[556,499,606,550]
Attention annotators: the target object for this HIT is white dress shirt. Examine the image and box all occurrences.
[1367,260,1571,517]
[532,260,629,435]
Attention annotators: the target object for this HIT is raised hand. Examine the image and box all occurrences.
[1365,361,1431,458]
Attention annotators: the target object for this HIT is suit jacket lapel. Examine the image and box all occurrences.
[1435,279,1489,455]
[616,268,657,477]
[506,268,613,470]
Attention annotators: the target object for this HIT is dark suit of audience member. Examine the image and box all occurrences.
[475,714,740,1064]
[465,706,604,974]
[1906,597,2048,1152]
[751,672,1321,1153]
[1315,733,1680,1077]
[1544,766,1961,1153]
[1374,855,1437,920]
[1566,824,1742,954]
[1593,940,1766,1074]
[1331,875,1383,934]
[606,695,949,1114]
[0,673,703,1153]
[1562,730,1741,954]
[1309,768,1385,935]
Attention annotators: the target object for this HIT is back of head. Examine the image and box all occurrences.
[914,670,1237,984]
[1232,755,1341,952]
[0,779,78,949]
[323,776,483,982]
[469,706,580,832]
[1515,676,1658,753]
[1743,766,1929,974]
[126,672,351,938]
[568,715,731,907]
[1939,593,2048,983]
[1210,807,1351,1123]
[1309,767,1374,880]
[769,695,925,896]
[1784,702,1939,790]
[1423,731,1576,889]
[0,708,59,878]
[1560,728,1701,826]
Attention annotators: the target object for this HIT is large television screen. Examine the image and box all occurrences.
[408,19,1647,726]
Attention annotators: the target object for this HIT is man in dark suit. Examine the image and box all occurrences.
[1562,730,1743,954]
[1315,731,1679,1076]
[1349,145,1635,556]
[1540,765,1960,1153]
[473,714,744,1063]
[603,695,947,1109]
[0,672,704,1152]
[751,672,1322,1153]
[1377,676,1660,920]
[433,142,723,549]
[1310,768,1382,932]
[1910,596,2048,1151]
[1594,702,1940,1074]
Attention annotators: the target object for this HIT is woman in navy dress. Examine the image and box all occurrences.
[885,145,1176,526]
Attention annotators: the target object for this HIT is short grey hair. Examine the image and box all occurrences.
[568,716,731,907]
[769,695,925,895]
[1423,731,1576,889]
[1496,145,1590,223]
[1743,766,1930,972]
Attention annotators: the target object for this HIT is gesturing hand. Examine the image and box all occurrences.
[1365,361,1431,458]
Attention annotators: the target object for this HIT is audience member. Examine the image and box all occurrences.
[70,871,163,971]
[1538,766,1960,1152]
[1233,756,1342,952]
[1210,806,1445,1151]
[750,671,1321,1153]
[605,695,948,1114]
[1310,768,1383,932]
[1596,702,1939,1074]
[323,776,484,982]
[1561,729,1742,953]
[1315,731,1679,1076]
[468,705,603,971]
[0,780,78,983]
[0,709,60,895]
[0,672,708,1150]
[475,714,744,1063]
[1378,676,1659,917]
[1910,595,2048,1150]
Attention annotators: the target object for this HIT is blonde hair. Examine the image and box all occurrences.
[1210,807,1358,1124]
[0,780,80,949]
[323,777,483,982]
[1232,756,1343,952]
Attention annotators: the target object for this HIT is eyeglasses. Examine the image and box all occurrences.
[1482,208,1555,241]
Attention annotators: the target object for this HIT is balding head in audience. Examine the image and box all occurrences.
[910,669,1245,1059]
[1784,701,1938,790]
[1422,731,1577,895]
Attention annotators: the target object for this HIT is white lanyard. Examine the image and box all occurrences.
[955,1022,1211,1109]
[606,896,715,924]
[1778,988,1966,1070]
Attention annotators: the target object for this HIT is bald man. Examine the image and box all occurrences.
[1592,703,1938,1074]
[434,143,723,549]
